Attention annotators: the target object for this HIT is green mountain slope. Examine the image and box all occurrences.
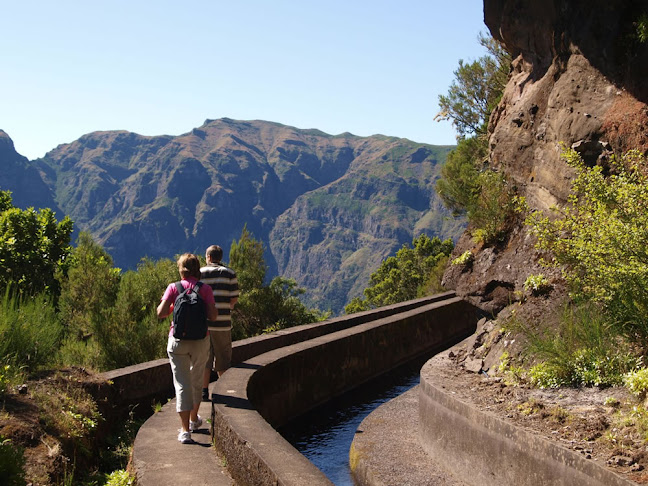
[0,119,463,313]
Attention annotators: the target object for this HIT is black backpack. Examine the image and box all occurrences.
[172,282,207,340]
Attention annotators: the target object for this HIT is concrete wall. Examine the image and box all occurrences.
[418,351,634,486]
[99,292,455,413]
[211,296,479,486]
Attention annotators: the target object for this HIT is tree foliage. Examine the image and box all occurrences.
[0,191,73,298]
[229,224,267,291]
[95,257,178,369]
[526,148,648,346]
[435,34,515,243]
[59,232,121,341]
[345,234,453,314]
[436,33,511,138]
[229,227,325,338]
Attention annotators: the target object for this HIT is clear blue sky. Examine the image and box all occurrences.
[2,1,488,160]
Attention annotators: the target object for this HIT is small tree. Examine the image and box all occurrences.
[345,234,453,314]
[436,33,511,139]
[58,232,121,341]
[229,227,325,339]
[0,191,73,298]
[229,224,267,292]
[435,35,515,244]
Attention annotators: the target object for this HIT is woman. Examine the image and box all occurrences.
[157,253,218,443]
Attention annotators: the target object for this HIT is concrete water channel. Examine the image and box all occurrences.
[127,291,635,485]
[279,355,426,484]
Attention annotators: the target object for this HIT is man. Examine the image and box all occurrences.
[201,244,239,401]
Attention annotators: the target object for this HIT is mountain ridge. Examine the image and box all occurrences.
[0,119,462,313]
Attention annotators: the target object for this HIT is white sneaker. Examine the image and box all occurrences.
[189,415,203,431]
[178,430,193,443]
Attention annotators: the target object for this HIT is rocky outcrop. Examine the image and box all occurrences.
[444,0,648,313]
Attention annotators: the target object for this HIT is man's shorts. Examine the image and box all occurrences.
[206,329,232,372]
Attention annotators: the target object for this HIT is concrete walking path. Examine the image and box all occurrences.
[132,393,234,486]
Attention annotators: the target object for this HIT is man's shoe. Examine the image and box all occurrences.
[189,415,203,431]
[178,430,193,444]
[202,388,209,401]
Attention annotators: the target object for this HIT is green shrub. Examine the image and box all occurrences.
[0,191,73,299]
[105,470,134,486]
[514,303,642,388]
[89,257,176,370]
[345,234,453,314]
[624,368,648,398]
[452,250,473,266]
[527,148,648,347]
[0,289,62,373]
[0,437,25,486]
[523,274,552,295]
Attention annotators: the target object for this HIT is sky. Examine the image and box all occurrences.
[2,1,489,161]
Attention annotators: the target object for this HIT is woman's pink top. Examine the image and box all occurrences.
[161,277,215,337]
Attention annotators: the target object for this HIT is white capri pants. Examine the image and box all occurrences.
[167,335,210,412]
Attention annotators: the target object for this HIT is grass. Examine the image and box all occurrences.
[508,303,642,388]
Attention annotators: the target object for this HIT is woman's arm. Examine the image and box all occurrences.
[206,302,218,321]
[157,299,172,319]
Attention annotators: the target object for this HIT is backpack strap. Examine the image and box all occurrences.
[175,281,202,295]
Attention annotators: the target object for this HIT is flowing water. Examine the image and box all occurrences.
[279,356,428,485]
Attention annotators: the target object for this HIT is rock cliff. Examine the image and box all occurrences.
[444,0,648,314]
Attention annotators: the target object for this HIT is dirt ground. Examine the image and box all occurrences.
[0,368,109,485]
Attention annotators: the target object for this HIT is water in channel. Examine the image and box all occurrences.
[279,355,430,485]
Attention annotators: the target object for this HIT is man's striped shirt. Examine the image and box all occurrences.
[200,263,239,331]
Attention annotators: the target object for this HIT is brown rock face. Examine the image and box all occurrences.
[444,0,648,313]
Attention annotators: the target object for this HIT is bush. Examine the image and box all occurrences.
[624,368,648,398]
[105,470,134,486]
[0,437,25,486]
[514,303,642,388]
[436,137,517,245]
[345,234,453,314]
[452,250,473,266]
[0,191,73,299]
[233,277,326,338]
[527,148,648,347]
[0,289,62,373]
[523,274,552,295]
[96,258,177,370]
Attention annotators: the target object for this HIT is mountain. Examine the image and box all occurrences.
[0,119,463,313]
[0,130,61,214]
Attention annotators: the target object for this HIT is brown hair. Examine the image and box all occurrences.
[206,245,223,263]
[177,253,201,279]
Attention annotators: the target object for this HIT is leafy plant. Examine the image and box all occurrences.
[0,190,73,299]
[345,234,453,313]
[523,274,552,295]
[636,13,648,43]
[0,437,25,486]
[0,289,62,373]
[512,303,642,388]
[624,368,648,398]
[526,148,648,346]
[436,33,511,138]
[452,250,474,266]
[105,469,134,486]
[230,227,326,338]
